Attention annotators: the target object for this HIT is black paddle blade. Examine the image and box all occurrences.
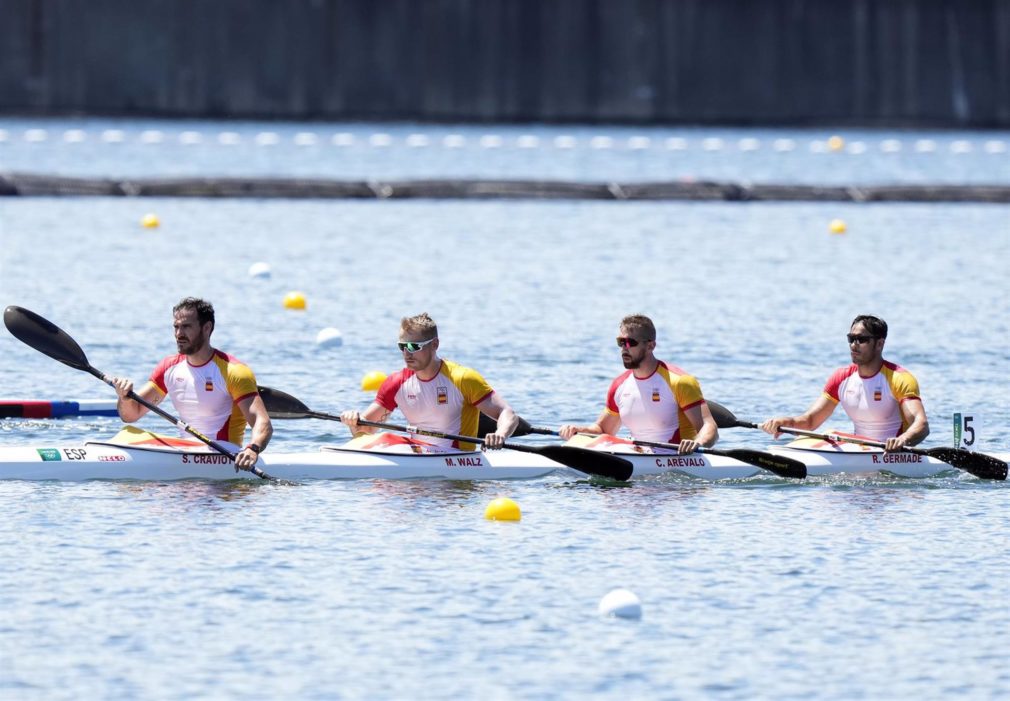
[3,305,91,371]
[257,386,313,419]
[477,413,535,438]
[724,449,807,480]
[534,445,633,481]
[707,400,755,429]
[926,447,1007,481]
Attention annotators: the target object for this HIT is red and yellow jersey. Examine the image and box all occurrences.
[605,360,705,443]
[822,361,921,439]
[145,350,258,445]
[375,359,494,450]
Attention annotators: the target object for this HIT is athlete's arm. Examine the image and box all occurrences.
[340,402,392,436]
[761,395,836,438]
[886,398,929,452]
[475,393,518,449]
[109,377,162,423]
[679,402,719,454]
[235,394,273,469]
[559,409,621,440]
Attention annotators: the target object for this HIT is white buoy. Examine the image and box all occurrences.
[598,589,642,620]
[315,327,343,348]
[248,262,271,279]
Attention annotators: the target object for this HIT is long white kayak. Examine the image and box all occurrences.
[0,429,566,481]
[565,434,1010,480]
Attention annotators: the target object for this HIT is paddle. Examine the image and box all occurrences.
[516,424,805,479]
[708,401,1007,481]
[257,386,634,480]
[3,305,276,481]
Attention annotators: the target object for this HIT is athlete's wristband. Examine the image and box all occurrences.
[244,443,262,454]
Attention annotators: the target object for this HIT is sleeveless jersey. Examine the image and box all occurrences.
[605,360,705,443]
[822,361,921,440]
[146,350,258,445]
[375,359,494,450]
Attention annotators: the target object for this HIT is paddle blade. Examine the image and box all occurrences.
[926,447,1008,481]
[707,400,756,429]
[257,386,313,419]
[723,448,807,480]
[3,306,91,371]
[477,413,535,438]
[533,445,633,481]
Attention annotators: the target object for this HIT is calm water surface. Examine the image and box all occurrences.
[0,148,1008,700]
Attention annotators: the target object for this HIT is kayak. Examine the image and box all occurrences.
[564,434,1010,480]
[0,398,119,418]
[0,429,566,481]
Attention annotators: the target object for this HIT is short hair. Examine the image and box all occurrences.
[174,297,215,330]
[620,314,656,341]
[400,312,438,339]
[851,314,887,339]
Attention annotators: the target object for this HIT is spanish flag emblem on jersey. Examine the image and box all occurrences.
[437,387,448,405]
[205,379,214,392]
[873,389,882,401]
[652,388,661,402]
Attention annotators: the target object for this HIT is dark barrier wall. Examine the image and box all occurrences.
[2,0,1008,126]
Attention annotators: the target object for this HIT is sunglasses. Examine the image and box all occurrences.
[616,337,645,349]
[398,337,437,353]
[846,334,877,345]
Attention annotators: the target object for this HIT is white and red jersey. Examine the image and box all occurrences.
[144,350,258,445]
[822,361,922,439]
[605,361,706,443]
[375,359,494,450]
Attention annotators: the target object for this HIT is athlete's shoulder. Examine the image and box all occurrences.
[822,364,858,401]
[609,369,634,388]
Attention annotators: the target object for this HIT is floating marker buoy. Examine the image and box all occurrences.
[484,497,521,521]
[248,262,271,279]
[283,291,307,310]
[141,213,160,228]
[829,218,847,234]
[360,371,387,392]
[827,135,845,152]
[598,588,642,619]
[315,327,343,347]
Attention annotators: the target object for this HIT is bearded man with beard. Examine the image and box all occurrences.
[559,314,718,455]
[108,297,272,471]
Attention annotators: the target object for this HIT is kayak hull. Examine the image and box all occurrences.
[0,442,564,481]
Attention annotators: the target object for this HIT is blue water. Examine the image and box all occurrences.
[0,123,1009,700]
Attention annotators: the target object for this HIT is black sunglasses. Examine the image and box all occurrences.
[846,334,877,345]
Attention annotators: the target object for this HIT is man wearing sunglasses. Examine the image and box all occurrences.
[761,315,929,451]
[340,312,518,450]
[558,314,719,454]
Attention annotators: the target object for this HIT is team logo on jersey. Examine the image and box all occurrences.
[437,386,448,405]
[205,379,214,391]
[652,388,661,402]
[873,390,882,401]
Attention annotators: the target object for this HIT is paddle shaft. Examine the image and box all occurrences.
[528,427,805,479]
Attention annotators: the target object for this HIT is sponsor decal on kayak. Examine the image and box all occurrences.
[37,448,61,461]
[654,457,707,468]
[181,454,233,464]
[444,456,484,467]
[871,453,923,464]
[98,454,127,462]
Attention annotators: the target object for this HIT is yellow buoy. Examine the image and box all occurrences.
[283,291,307,310]
[360,371,387,392]
[829,218,847,234]
[485,497,521,521]
[827,135,845,152]
[140,213,160,228]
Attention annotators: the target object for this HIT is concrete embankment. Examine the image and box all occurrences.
[1,173,1008,203]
